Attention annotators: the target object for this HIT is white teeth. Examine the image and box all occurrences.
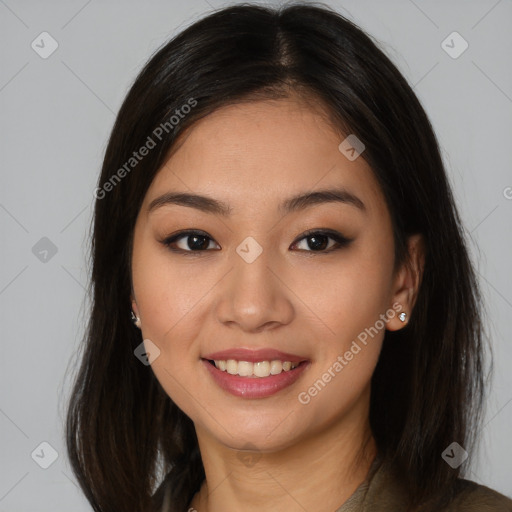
[213,359,300,377]
[226,359,238,375]
[237,361,253,377]
[253,361,270,377]
[270,360,282,375]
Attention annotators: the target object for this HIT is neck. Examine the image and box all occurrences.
[188,405,377,512]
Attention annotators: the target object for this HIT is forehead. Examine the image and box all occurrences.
[143,98,386,219]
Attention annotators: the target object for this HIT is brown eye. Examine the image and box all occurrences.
[162,230,220,253]
[161,228,352,255]
[290,229,353,253]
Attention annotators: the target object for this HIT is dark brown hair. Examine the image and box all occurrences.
[66,3,486,511]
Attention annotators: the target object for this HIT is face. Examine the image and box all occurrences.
[131,96,410,453]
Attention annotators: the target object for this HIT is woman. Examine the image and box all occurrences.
[65,3,512,511]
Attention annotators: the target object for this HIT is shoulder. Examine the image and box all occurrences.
[444,479,512,511]
[364,460,512,512]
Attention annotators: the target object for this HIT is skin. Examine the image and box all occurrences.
[130,96,424,512]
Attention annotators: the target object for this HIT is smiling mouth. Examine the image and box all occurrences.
[204,359,307,378]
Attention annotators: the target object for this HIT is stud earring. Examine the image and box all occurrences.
[131,311,141,328]
[398,312,407,323]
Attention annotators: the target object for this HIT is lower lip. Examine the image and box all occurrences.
[202,359,310,399]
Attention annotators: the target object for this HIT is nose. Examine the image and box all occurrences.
[213,242,295,333]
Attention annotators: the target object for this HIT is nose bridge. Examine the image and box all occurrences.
[232,235,277,308]
[214,235,294,331]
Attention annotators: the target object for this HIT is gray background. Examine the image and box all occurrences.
[1,0,511,510]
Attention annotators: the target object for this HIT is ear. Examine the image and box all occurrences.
[131,296,140,318]
[131,296,141,329]
[386,234,425,331]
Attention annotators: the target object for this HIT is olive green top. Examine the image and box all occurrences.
[334,456,512,511]
[154,456,512,511]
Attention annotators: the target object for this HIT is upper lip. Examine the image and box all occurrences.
[202,348,308,363]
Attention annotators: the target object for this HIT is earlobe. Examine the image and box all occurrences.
[386,302,408,331]
[386,234,425,331]
[131,298,141,329]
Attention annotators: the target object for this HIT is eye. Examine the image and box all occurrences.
[161,228,352,255]
[290,229,353,253]
[161,230,220,254]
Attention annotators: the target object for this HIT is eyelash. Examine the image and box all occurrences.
[160,229,353,256]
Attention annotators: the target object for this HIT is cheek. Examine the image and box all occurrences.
[133,233,196,328]
[294,279,386,425]
[292,241,393,405]
[296,244,393,349]
[131,248,209,418]
[131,235,206,367]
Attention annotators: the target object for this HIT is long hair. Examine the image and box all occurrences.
[65,3,486,511]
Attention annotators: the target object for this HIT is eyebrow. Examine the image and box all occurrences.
[147,187,366,216]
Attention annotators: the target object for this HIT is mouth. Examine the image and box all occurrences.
[200,349,310,399]
[203,358,307,378]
